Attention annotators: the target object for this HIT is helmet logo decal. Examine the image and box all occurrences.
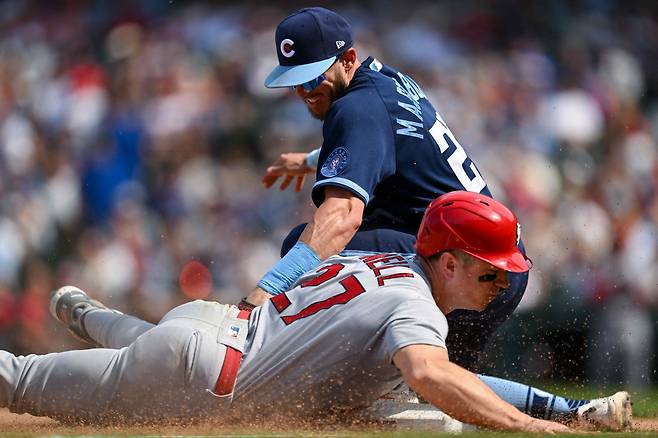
[280,38,295,58]
[516,222,521,246]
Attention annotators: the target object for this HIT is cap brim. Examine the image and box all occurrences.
[264,56,336,88]
[467,249,531,273]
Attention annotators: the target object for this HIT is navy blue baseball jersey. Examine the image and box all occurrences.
[312,57,492,235]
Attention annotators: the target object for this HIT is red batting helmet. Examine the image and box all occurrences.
[416,191,530,273]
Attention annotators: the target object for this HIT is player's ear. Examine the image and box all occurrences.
[438,251,457,279]
[340,48,357,70]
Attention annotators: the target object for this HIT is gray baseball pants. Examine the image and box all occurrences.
[0,300,239,423]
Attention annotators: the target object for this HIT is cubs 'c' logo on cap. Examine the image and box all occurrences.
[280,38,295,58]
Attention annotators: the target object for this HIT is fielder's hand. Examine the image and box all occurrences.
[262,152,314,192]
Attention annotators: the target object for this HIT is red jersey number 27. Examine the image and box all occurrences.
[270,263,365,325]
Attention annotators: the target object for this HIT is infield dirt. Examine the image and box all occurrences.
[1,408,658,436]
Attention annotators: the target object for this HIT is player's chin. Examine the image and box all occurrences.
[476,296,495,312]
[460,300,489,312]
[306,105,327,121]
[305,96,332,119]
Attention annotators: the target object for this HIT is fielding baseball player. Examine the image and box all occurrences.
[0,192,629,431]
[246,6,527,371]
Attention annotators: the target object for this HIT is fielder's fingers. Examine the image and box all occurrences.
[280,175,294,190]
[262,174,280,188]
[266,166,288,177]
[295,175,305,192]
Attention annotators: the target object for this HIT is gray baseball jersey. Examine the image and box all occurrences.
[0,253,447,423]
[233,252,449,417]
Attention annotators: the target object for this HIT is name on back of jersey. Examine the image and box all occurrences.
[359,253,415,286]
[391,73,427,139]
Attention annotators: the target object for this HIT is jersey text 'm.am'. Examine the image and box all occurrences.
[392,73,427,139]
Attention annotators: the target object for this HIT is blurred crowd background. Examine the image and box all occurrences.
[0,0,656,389]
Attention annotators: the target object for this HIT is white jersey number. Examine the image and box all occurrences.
[429,113,486,193]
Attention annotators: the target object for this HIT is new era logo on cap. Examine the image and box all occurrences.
[336,40,345,49]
